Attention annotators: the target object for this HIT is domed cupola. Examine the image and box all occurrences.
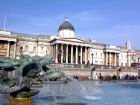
[58,18,75,38]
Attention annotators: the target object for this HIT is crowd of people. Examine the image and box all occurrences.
[90,66,138,81]
[121,74,138,80]
[97,73,138,80]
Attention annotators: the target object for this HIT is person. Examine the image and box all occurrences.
[87,60,90,65]
[95,73,98,80]
[112,75,117,80]
[92,66,96,71]
[99,73,103,80]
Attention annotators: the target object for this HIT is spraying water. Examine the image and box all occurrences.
[66,76,101,100]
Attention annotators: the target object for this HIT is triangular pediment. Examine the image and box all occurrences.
[50,37,91,46]
[61,38,87,43]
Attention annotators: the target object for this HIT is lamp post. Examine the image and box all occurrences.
[91,53,94,65]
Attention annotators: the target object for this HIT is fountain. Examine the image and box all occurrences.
[66,76,101,101]
[0,54,104,105]
[1,55,140,105]
[0,54,64,105]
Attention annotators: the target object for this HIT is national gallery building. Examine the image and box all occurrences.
[0,19,140,67]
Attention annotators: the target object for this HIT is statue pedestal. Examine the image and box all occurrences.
[10,98,32,105]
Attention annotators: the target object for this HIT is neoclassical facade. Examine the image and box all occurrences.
[0,19,140,67]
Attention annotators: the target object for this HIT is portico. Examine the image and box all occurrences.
[51,39,90,64]
[53,43,90,64]
[104,52,119,66]
[104,45,120,66]
[0,36,17,58]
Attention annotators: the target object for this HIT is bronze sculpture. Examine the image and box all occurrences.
[0,54,64,98]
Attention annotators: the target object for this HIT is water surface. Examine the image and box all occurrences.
[1,81,140,105]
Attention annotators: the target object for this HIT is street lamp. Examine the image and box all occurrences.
[91,53,94,65]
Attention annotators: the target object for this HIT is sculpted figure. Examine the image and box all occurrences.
[0,54,64,98]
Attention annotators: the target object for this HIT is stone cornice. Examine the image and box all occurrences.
[50,38,91,47]
[0,36,17,42]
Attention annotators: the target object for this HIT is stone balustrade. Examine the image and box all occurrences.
[49,63,136,71]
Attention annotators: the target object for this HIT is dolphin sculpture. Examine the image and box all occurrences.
[0,54,64,98]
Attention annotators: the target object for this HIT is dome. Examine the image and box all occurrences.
[58,18,75,32]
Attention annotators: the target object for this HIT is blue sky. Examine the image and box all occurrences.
[0,0,140,49]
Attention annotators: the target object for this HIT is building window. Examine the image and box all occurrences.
[33,46,36,51]
[121,63,123,66]
[25,45,28,51]
[121,55,123,59]
[96,53,97,57]
[100,61,103,65]
[125,63,128,67]
[0,42,4,48]
[101,53,102,57]
[95,61,98,64]
[41,46,43,51]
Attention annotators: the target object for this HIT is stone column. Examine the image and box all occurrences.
[105,52,106,65]
[105,52,108,65]
[85,47,87,64]
[88,47,91,64]
[87,47,89,63]
[55,44,58,63]
[71,45,73,64]
[80,46,83,64]
[117,53,119,66]
[114,53,117,66]
[109,52,111,66]
[76,46,78,64]
[61,44,63,63]
[127,53,130,67]
[107,52,109,65]
[66,44,68,63]
[13,42,17,58]
[53,45,55,59]
[53,45,56,62]
[7,41,10,57]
